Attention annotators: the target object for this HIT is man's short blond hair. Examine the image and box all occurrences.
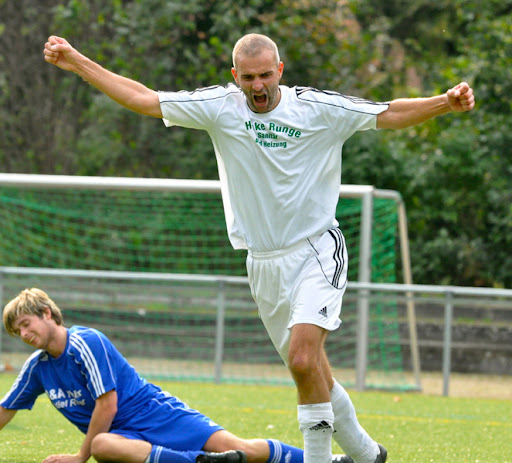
[3,288,63,336]
[232,33,281,69]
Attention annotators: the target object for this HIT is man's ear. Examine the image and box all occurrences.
[42,307,52,320]
[278,61,284,78]
[231,67,238,84]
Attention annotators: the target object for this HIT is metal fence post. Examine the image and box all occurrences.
[355,189,373,391]
[442,291,454,396]
[214,280,226,384]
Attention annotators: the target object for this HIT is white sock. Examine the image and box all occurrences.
[330,380,379,463]
[297,402,334,463]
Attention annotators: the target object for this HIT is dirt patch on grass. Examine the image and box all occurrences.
[2,354,510,399]
[412,371,512,399]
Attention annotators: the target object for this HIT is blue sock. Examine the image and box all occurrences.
[148,445,202,463]
[266,439,304,463]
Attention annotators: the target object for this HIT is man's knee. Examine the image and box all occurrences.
[288,349,318,377]
[90,433,113,461]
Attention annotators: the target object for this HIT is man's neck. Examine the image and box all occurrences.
[47,325,68,358]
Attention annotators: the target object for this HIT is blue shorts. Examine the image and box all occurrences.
[111,391,223,450]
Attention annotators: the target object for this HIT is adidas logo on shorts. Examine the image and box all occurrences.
[318,306,328,317]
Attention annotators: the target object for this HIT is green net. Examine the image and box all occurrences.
[0,188,397,281]
[0,185,413,389]
[0,189,242,274]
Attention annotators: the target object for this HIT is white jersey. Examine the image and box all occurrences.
[159,84,388,252]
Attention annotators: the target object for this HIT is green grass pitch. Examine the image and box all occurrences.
[1,374,511,462]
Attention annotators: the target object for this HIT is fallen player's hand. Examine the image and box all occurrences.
[41,452,87,463]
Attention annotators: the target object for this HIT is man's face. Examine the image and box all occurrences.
[232,49,284,113]
[12,310,53,350]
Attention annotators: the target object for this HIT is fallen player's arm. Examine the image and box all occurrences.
[42,390,118,463]
[76,389,118,463]
[0,405,17,431]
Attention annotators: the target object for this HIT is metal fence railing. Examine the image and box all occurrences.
[1,267,511,396]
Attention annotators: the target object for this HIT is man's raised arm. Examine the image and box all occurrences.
[44,36,162,118]
[377,81,475,130]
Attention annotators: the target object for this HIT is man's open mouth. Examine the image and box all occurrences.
[254,94,267,105]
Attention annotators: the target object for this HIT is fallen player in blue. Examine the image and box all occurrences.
[0,288,377,463]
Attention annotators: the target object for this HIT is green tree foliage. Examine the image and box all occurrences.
[50,0,281,179]
[343,0,512,287]
[0,0,510,286]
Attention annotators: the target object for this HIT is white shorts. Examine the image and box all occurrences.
[246,228,348,363]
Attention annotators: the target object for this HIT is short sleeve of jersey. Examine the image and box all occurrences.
[0,351,45,410]
[67,327,117,400]
[158,84,242,131]
[295,87,389,137]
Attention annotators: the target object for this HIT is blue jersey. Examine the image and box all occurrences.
[0,326,222,450]
[1,326,162,432]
